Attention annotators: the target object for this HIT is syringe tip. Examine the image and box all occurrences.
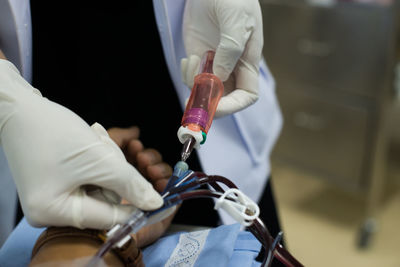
[181,151,190,162]
[181,136,196,162]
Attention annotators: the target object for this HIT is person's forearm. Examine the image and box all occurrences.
[0,49,6,59]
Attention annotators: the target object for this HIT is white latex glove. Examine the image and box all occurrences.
[0,59,163,229]
[181,0,263,117]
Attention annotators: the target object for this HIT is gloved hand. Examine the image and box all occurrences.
[0,59,163,229]
[107,127,177,248]
[181,0,263,117]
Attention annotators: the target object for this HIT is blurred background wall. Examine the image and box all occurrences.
[260,0,400,266]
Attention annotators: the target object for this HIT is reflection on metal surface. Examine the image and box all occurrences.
[261,0,396,248]
[262,1,395,188]
[293,111,326,131]
[297,39,335,57]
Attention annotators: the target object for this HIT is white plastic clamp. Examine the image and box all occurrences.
[214,188,260,226]
[177,126,203,149]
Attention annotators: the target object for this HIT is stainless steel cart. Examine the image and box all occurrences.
[261,0,399,248]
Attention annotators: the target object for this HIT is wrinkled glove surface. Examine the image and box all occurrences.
[0,60,163,229]
[181,0,263,117]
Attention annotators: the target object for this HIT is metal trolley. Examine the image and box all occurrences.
[261,0,399,248]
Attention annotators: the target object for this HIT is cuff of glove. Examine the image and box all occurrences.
[0,59,20,74]
[0,59,42,99]
[31,227,144,267]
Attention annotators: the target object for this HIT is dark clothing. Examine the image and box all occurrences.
[257,179,286,266]
[29,0,221,227]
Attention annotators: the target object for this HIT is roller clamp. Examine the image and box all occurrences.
[177,126,204,149]
[214,188,260,226]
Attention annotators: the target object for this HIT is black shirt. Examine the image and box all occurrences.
[29,1,219,226]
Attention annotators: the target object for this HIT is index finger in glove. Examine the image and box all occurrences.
[90,157,163,211]
[181,55,201,89]
[213,0,260,81]
[215,63,259,117]
[74,189,140,229]
[90,123,163,210]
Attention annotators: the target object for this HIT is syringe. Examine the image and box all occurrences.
[178,50,224,161]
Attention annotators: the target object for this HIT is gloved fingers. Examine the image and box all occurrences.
[215,62,259,117]
[90,124,160,209]
[89,123,131,206]
[0,59,42,98]
[84,185,121,205]
[180,55,201,88]
[213,4,256,81]
[181,57,188,85]
[90,159,163,211]
[0,59,20,76]
[74,188,139,229]
[91,123,126,160]
[215,90,257,117]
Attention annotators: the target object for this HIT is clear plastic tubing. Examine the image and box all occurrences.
[181,50,224,135]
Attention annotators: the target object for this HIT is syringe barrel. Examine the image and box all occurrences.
[181,51,224,134]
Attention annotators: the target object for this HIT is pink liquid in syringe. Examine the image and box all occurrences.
[181,50,224,134]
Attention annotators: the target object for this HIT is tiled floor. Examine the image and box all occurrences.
[271,146,400,267]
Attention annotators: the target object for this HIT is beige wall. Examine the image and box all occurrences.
[390,100,400,145]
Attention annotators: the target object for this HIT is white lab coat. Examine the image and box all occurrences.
[0,0,31,246]
[0,0,31,82]
[153,0,283,224]
[0,0,282,228]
